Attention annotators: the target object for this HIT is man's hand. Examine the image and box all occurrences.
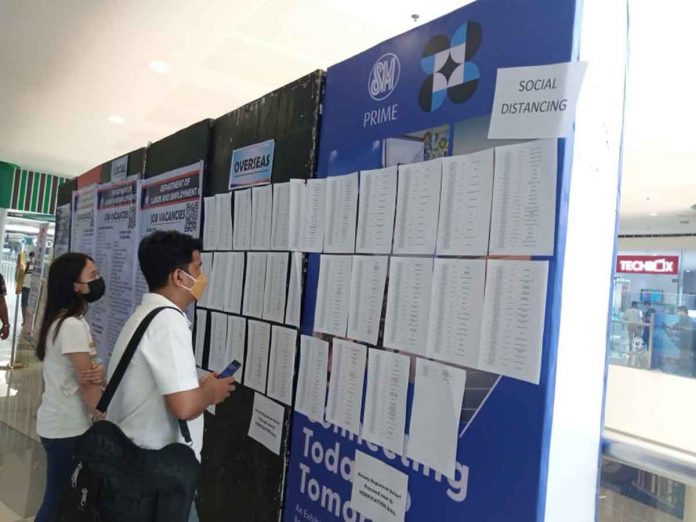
[201,373,236,405]
[0,323,9,340]
[80,363,105,385]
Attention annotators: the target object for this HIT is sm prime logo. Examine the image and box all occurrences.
[368,53,400,101]
[419,21,482,112]
[364,53,401,128]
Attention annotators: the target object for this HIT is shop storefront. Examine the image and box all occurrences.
[611,251,696,376]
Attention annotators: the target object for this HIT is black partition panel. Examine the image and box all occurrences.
[57,178,76,207]
[198,70,324,522]
[206,71,324,196]
[144,119,213,179]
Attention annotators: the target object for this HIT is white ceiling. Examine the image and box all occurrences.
[0,0,468,176]
[0,0,692,235]
[618,0,696,235]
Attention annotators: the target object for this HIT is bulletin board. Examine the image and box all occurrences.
[196,71,324,522]
[283,1,582,521]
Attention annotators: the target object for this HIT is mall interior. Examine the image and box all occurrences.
[0,0,693,521]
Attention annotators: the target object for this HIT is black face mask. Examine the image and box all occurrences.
[82,277,106,303]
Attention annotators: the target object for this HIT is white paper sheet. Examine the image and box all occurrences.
[198,253,215,308]
[356,166,397,254]
[267,325,298,406]
[488,61,588,139]
[248,392,285,455]
[407,358,466,479]
[314,255,353,337]
[263,252,289,324]
[347,255,388,346]
[436,150,494,256]
[207,253,226,311]
[221,252,245,314]
[194,309,207,368]
[244,319,271,393]
[216,192,233,251]
[301,178,326,252]
[489,140,557,256]
[203,196,217,250]
[288,179,305,251]
[226,315,246,385]
[362,349,410,454]
[426,259,486,368]
[350,450,409,522]
[295,335,329,422]
[208,312,229,372]
[324,172,359,253]
[393,159,442,255]
[270,182,291,251]
[233,189,252,251]
[251,185,273,250]
[383,256,434,356]
[325,339,367,435]
[243,252,267,319]
[285,252,304,328]
[479,260,548,384]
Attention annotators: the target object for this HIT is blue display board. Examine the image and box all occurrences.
[284,0,580,520]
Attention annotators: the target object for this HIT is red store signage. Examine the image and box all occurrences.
[616,255,680,275]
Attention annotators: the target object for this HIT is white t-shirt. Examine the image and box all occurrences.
[37,316,96,438]
[625,308,643,324]
[106,293,203,459]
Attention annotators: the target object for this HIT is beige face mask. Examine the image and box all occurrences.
[179,270,208,301]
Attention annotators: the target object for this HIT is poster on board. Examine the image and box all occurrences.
[70,184,97,257]
[134,161,203,300]
[25,222,49,338]
[90,177,139,363]
[54,203,71,258]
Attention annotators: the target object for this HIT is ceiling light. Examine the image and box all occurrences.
[149,60,171,74]
[650,212,659,217]
[108,115,125,125]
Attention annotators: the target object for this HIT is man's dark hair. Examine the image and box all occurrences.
[631,301,638,308]
[678,305,689,315]
[138,231,202,291]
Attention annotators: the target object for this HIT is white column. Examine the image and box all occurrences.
[543,1,628,521]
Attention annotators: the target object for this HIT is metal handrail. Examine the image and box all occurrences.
[603,428,696,487]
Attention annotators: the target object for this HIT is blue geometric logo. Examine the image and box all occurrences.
[419,21,482,112]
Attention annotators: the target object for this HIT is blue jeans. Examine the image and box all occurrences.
[36,436,79,522]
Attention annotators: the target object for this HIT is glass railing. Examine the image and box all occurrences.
[609,293,696,378]
[600,457,686,522]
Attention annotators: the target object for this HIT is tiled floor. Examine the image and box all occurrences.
[0,293,44,522]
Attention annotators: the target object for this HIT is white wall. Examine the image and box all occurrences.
[605,365,696,454]
[618,236,696,251]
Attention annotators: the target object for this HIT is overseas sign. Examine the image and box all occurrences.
[228,139,275,190]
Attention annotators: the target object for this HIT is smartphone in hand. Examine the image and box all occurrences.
[218,360,242,379]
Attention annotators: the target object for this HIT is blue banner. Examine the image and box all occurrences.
[284,0,579,521]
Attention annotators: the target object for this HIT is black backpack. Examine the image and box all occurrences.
[57,307,201,522]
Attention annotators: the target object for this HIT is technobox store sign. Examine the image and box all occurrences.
[616,255,679,275]
[228,139,275,190]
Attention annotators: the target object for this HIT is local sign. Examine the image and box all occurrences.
[616,255,679,275]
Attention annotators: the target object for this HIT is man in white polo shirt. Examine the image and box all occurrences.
[107,230,235,521]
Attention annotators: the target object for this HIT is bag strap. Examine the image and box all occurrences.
[96,306,194,445]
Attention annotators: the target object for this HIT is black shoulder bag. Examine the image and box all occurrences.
[57,307,201,522]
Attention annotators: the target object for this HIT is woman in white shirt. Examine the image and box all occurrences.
[35,252,106,522]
